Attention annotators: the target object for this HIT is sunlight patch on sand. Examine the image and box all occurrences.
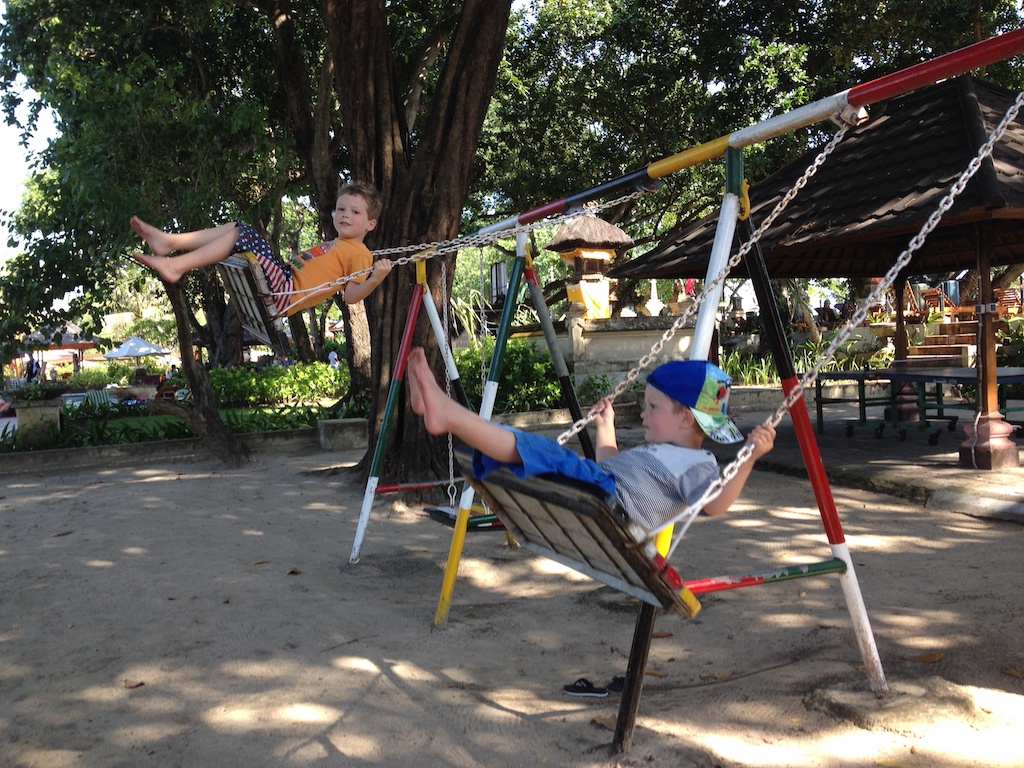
[205,706,258,727]
[386,661,436,682]
[843,532,957,553]
[277,703,341,723]
[725,517,772,528]
[331,657,380,674]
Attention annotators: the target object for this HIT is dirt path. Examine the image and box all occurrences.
[1,450,1021,767]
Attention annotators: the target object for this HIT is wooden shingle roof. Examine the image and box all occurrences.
[611,75,1024,280]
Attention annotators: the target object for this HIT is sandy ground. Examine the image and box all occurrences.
[1,448,1022,768]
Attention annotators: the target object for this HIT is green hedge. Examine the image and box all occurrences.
[209,362,347,407]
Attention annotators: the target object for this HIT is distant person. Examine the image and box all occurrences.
[328,350,340,369]
[130,182,393,316]
[817,300,838,325]
[25,354,41,382]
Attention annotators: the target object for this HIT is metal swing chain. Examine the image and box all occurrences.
[556,121,853,447]
[477,246,487,390]
[370,190,644,262]
[439,257,458,508]
[658,88,1024,561]
[275,190,646,313]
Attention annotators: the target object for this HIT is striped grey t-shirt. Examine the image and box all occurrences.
[600,443,719,531]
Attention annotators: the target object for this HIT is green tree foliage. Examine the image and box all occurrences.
[0,1,318,364]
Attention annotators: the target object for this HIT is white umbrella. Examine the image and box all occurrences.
[103,336,171,359]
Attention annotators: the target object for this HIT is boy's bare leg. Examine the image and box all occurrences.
[407,347,521,464]
[130,217,238,256]
[129,225,241,284]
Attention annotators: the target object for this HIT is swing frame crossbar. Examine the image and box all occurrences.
[685,558,847,595]
[375,478,462,495]
[217,254,291,358]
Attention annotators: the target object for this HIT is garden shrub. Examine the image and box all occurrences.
[0,361,355,453]
[209,362,346,407]
[453,337,561,412]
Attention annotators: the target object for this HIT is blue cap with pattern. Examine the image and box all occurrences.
[646,360,744,444]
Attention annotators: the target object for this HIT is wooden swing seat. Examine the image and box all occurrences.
[460,450,851,618]
[459,452,703,617]
[217,253,291,358]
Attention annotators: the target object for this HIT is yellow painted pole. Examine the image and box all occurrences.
[434,495,473,625]
[647,135,731,179]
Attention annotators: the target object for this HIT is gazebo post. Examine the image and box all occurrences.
[889,272,921,425]
[894,278,909,360]
[960,223,1019,468]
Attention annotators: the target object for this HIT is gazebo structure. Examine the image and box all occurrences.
[612,75,1024,469]
[20,322,97,379]
[545,211,634,318]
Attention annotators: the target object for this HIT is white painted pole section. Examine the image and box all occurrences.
[690,193,741,359]
[830,541,889,693]
[478,215,521,236]
[348,476,379,564]
[480,380,500,419]
[421,289,462,383]
[445,374,503,545]
[728,92,852,148]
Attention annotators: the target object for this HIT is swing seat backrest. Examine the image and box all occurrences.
[458,451,701,617]
[217,254,291,358]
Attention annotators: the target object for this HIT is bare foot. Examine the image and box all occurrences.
[130,216,173,257]
[130,251,184,284]
[407,348,453,436]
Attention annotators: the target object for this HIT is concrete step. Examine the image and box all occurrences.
[935,321,978,334]
[909,344,968,356]
[922,333,976,345]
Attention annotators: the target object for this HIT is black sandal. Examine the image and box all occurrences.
[561,678,609,697]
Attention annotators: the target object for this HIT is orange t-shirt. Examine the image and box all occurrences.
[284,238,372,315]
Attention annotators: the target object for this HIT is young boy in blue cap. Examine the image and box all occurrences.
[406,347,775,531]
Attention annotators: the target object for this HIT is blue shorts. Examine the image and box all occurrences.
[471,427,617,497]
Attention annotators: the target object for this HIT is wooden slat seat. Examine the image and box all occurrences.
[217,254,292,358]
[459,452,702,617]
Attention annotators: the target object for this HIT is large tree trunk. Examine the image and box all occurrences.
[326,0,512,483]
[160,282,252,468]
[340,298,373,402]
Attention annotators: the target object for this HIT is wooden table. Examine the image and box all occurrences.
[811,367,1024,435]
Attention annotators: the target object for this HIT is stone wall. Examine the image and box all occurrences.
[516,314,696,384]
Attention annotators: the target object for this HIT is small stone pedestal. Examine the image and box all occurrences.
[13,400,64,447]
[317,418,368,451]
[959,412,1019,470]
